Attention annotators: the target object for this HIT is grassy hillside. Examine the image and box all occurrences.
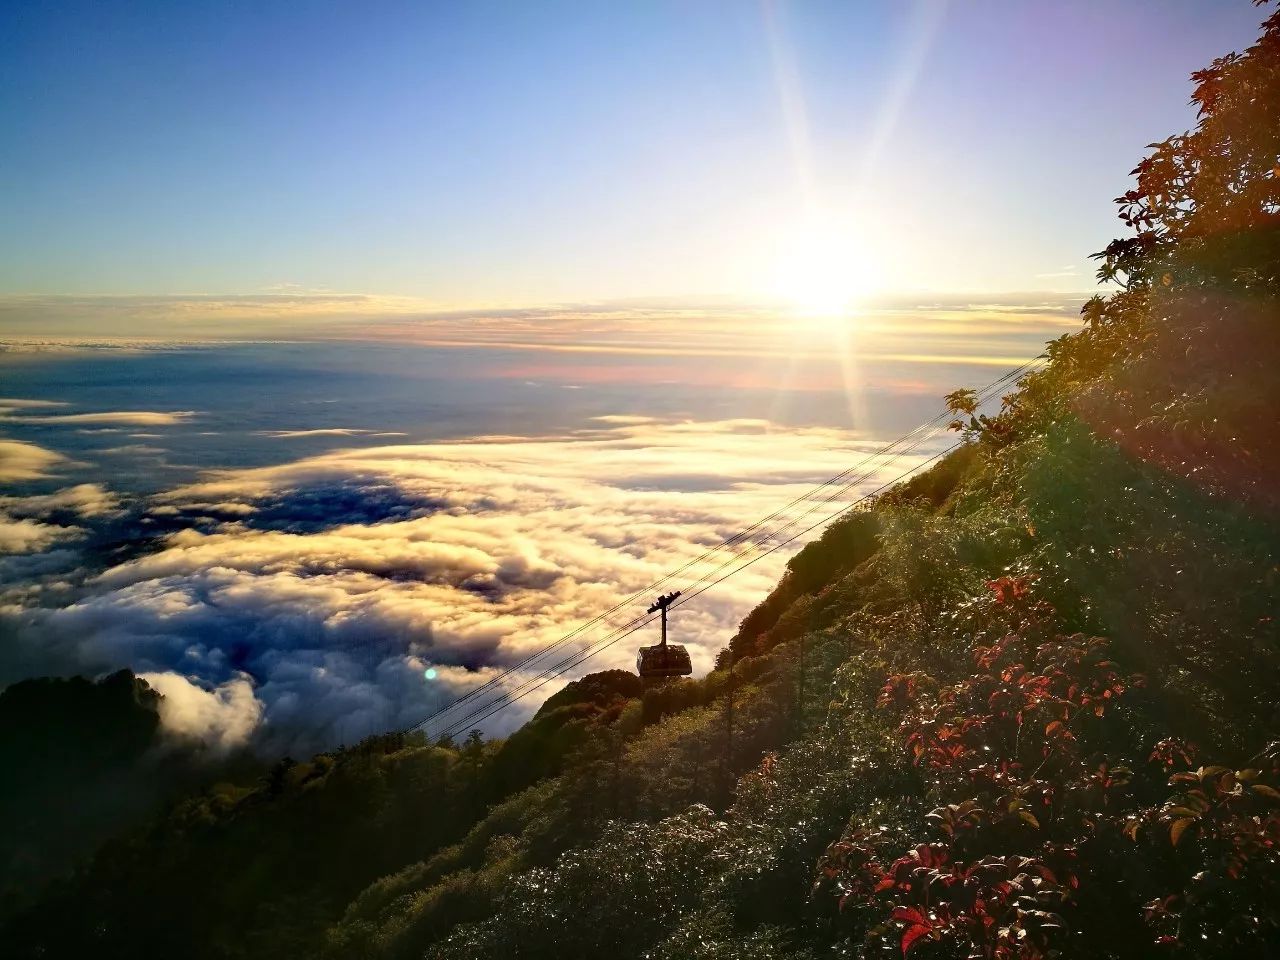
[4,8,1279,959]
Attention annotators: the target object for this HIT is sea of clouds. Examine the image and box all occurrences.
[0,299,1078,754]
[1,404,923,755]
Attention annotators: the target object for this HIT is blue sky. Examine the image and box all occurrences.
[1,1,1267,303]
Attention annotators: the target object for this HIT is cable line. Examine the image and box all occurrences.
[431,426,976,741]
[413,357,1041,738]
[420,360,1038,740]
[431,442,961,740]
[408,354,1045,738]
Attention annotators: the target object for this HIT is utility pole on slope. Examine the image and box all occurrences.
[796,631,806,736]
[723,664,736,806]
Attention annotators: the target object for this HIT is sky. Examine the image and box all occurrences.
[1,1,1267,306]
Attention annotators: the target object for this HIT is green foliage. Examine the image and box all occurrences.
[729,511,883,661]
[644,907,817,960]
[433,683,911,959]
[4,732,487,959]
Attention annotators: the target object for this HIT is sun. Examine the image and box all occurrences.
[770,217,876,321]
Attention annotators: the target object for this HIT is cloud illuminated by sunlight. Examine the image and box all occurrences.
[0,416,946,750]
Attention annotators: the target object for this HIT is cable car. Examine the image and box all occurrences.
[637,591,693,679]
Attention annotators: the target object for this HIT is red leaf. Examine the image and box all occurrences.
[902,923,933,955]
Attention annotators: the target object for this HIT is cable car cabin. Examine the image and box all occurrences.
[637,591,691,680]
[636,642,693,679]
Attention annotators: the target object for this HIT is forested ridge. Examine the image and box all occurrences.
[3,7,1279,958]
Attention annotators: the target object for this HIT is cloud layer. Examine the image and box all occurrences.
[1,410,197,426]
[0,516,81,554]
[0,299,1060,753]
[139,671,264,752]
[0,417,932,753]
[0,439,68,482]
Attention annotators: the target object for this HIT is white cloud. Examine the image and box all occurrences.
[255,428,409,439]
[2,418,942,751]
[0,439,69,481]
[0,515,83,554]
[100,444,168,456]
[0,483,120,519]
[0,398,69,417]
[139,671,264,752]
[1,410,197,426]
[0,294,1081,370]
[1034,266,1082,279]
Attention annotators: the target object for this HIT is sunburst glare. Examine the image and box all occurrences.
[770,216,878,322]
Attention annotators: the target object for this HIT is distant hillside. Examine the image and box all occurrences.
[0,670,262,920]
[4,8,1280,959]
[0,671,160,916]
